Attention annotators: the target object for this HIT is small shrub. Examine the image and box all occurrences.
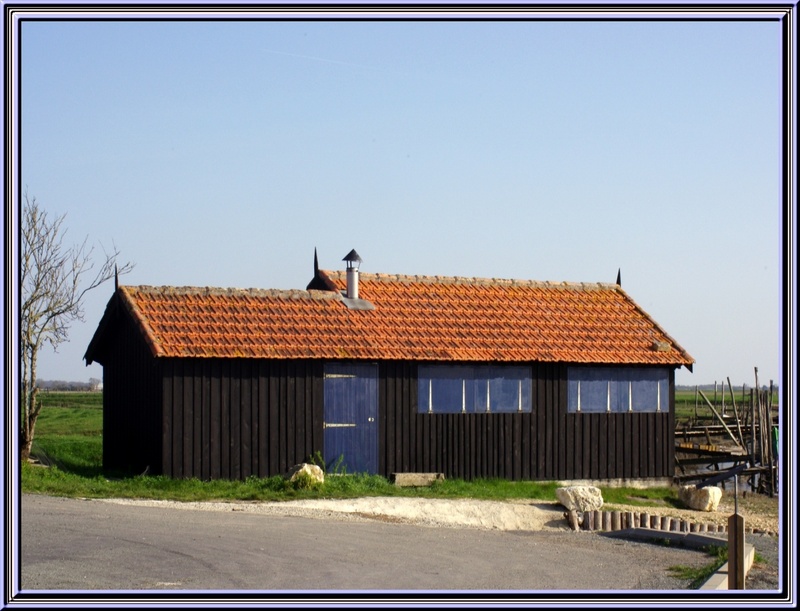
[307,451,326,471]
[306,451,349,476]
[329,455,347,476]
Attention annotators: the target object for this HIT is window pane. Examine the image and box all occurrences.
[568,367,669,413]
[567,377,580,412]
[419,364,531,414]
[630,368,668,412]
[468,377,489,413]
[611,379,628,413]
[486,366,531,413]
[568,367,612,413]
[432,377,464,413]
[419,365,467,413]
[580,378,609,412]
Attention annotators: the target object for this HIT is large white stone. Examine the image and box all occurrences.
[555,485,604,513]
[285,463,325,485]
[678,484,722,512]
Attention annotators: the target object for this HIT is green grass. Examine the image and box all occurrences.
[601,486,682,508]
[23,459,568,504]
[24,391,678,506]
[29,391,104,478]
[668,544,728,589]
[37,391,103,409]
[666,545,768,589]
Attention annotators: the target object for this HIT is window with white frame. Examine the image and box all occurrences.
[567,367,668,413]
[418,365,532,414]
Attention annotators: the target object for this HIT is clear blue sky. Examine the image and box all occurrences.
[17,12,785,389]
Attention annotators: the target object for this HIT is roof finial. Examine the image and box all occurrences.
[616,268,621,287]
[343,249,362,268]
[313,247,319,275]
[115,264,119,291]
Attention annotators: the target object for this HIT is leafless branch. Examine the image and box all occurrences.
[19,189,135,460]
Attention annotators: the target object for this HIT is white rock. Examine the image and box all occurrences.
[678,484,722,512]
[285,463,325,485]
[555,485,604,513]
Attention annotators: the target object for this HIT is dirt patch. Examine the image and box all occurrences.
[101,496,570,531]
[100,489,779,535]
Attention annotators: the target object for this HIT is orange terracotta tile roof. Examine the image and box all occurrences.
[96,270,694,367]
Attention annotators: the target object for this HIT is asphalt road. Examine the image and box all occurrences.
[20,494,713,597]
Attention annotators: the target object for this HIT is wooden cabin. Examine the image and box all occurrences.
[84,250,694,482]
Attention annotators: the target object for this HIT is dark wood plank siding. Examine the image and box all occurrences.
[380,361,540,480]
[378,361,675,481]
[101,312,162,476]
[160,359,322,480]
[105,332,676,482]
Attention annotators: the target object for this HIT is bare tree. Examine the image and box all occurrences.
[20,191,134,461]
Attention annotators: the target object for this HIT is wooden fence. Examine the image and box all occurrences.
[674,368,777,495]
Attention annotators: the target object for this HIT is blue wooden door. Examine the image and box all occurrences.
[323,362,378,475]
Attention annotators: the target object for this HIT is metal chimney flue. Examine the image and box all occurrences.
[343,249,362,300]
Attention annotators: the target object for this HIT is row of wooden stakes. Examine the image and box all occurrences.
[565,508,776,537]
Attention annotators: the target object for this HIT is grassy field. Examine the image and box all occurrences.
[674,388,778,427]
[23,391,682,507]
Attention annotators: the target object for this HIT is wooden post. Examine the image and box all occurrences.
[697,389,742,448]
[625,511,634,530]
[728,514,746,589]
[567,509,581,531]
[769,380,776,496]
[764,393,770,468]
[756,389,764,468]
[743,388,750,429]
[727,377,746,449]
[750,388,756,462]
[768,380,774,423]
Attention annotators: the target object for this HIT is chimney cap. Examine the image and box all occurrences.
[343,249,362,269]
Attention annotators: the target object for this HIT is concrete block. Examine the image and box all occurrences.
[391,472,444,487]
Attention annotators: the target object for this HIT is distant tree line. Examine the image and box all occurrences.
[36,378,102,391]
